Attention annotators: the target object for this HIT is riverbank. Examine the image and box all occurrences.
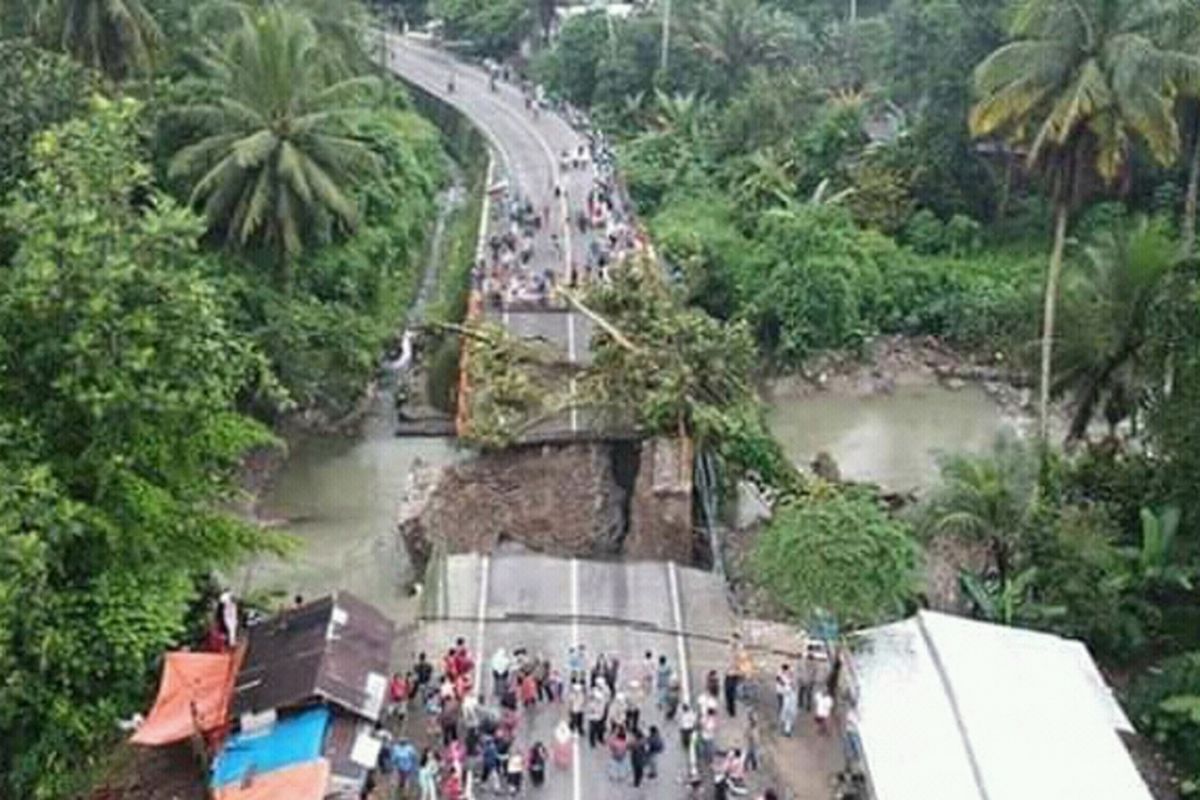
[765,334,1032,419]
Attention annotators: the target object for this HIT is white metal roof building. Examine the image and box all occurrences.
[851,610,1151,800]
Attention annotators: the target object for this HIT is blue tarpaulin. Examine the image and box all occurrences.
[212,706,330,788]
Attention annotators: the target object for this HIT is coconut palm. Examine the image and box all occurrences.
[968,0,1200,441]
[1055,217,1177,441]
[192,0,373,75]
[921,435,1040,584]
[689,0,802,94]
[28,0,162,80]
[169,6,379,285]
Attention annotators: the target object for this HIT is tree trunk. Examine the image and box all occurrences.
[1184,107,1200,259]
[1038,200,1069,441]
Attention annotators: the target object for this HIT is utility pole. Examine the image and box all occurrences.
[660,0,671,75]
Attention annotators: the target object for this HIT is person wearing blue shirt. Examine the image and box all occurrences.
[391,739,419,790]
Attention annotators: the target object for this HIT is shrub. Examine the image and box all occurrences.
[752,488,922,628]
[1128,652,1200,794]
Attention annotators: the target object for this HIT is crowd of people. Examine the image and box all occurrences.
[368,632,848,799]
[469,69,642,311]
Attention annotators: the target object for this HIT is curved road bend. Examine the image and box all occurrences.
[385,38,743,798]
[385,35,598,437]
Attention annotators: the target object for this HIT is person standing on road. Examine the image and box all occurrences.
[630,728,648,788]
[664,676,682,720]
[586,686,607,747]
[480,735,501,788]
[418,749,440,800]
[624,688,641,733]
[415,652,434,697]
[567,681,585,734]
[506,747,525,794]
[744,710,761,771]
[528,741,547,788]
[779,682,799,737]
[723,666,740,718]
[462,693,481,754]
[655,655,673,709]
[552,720,573,770]
[606,724,629,783]
[814,688,834,736]
[491,648,512,699]
[699,708,719,765]
[799,652,817,712]
[608,692,627,736]
[774,663,794,714]
[646,724,664,780]
[679,702,697,751]
[605,654,620,694]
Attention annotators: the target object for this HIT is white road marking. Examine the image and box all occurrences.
[667,561,692,701]
[567,314,579,433]
[473,554,490,691]
[390,34,587,436]
[570,558,582,800]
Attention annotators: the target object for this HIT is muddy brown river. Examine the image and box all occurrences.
[767,383,1014,492]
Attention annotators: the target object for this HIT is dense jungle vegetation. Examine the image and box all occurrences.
[5,0,1200,793]
[0,0,447,794]
[417,0,1200,789]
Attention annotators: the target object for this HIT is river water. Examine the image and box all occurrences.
[766,383,1014,493]
[232,181,465,620]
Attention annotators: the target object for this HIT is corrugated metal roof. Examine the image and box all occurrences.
[232,592,394,722]
[853,611,1152,800]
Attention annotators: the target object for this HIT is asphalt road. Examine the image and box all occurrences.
[418,552,742,800]
[385,34,600,439]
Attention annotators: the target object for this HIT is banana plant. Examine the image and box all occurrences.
[959,567,1066,626]
[1124,506,1193,592]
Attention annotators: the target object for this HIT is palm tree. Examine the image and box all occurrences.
[192,0,372,75]
[921,435,1039,584]
[969,0,1200,441]
[29,0,162,80]
[1055,217,1177,441]
[689,0,801,95]
[169,6,379,285]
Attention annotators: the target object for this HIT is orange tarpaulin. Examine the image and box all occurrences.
[131,650,240,746]
[212,759,330,800]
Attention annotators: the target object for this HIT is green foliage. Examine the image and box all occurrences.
[0,98,279,798]
[462,323,566,449]
[958,567,1066,626]
[532,11,608,108]
[432,0,533,58]
[902,210,982,256]
[687,0,808,97]
[168,5,381,276]
[583,256,760,445]
[741,204,895,362]
[1129,652,1200,791]
[1023,503,1149,657]
[28,0,162,80]
[650,190,752,319]
[1127,506,1194,593]
[845,158,913,235]
[919,435,1039,579]
[1054,216,1178,440]
[0,40,96,204]
[752,489,922,628]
